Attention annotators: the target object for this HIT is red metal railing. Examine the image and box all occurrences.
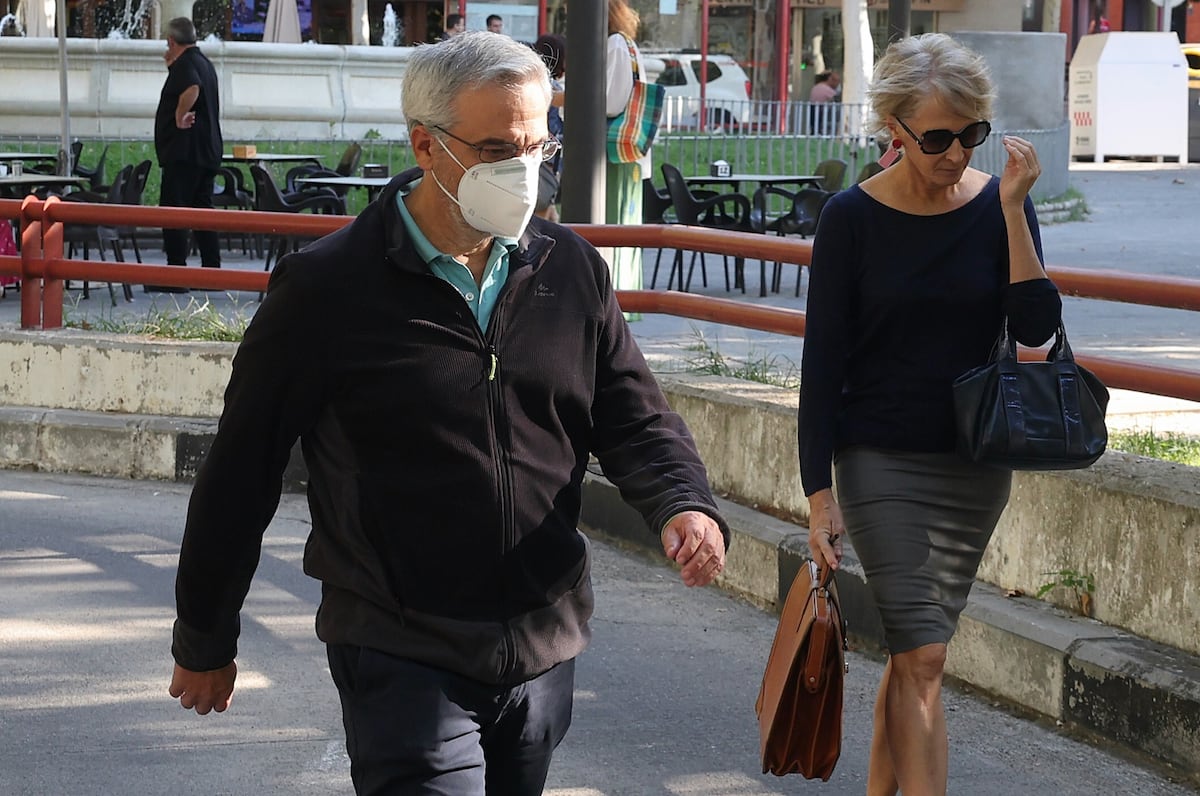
[3,197,1199,403]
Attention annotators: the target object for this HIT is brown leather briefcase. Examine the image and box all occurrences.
[755,556,847,779]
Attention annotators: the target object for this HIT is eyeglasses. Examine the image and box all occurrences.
[896,118,991,155]
[429,124,561,163]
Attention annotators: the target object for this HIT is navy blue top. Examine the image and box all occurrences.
[798,176,1062,495]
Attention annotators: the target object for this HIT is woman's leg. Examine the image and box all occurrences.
[883,643,949,796]
[866,658,899,796]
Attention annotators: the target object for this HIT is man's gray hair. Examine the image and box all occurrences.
[403,31,551,135]
[167,17,197,45]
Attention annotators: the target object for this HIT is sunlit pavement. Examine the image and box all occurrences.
[1,470,1196,795]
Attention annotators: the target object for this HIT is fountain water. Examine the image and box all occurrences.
[110,0,154,38]
[0,13,24,36]
[381,3,400,47]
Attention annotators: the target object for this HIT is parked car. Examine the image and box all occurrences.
[641,51,753,132]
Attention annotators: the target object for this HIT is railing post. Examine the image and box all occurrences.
[40,196,65,330]
[19,196,43,330]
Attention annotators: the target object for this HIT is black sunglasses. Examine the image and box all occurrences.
[896,118,991,155]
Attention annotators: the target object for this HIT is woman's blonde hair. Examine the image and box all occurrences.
[866,33,994,137]
[608,0,639,39]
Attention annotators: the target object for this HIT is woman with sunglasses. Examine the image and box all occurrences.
[798,33,1062,796]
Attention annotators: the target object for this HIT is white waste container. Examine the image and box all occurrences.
[1068,32,1188,162]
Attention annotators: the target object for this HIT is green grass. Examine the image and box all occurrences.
[681,327,800,389]
[64,295,253,342]
[1109,429,1200,466]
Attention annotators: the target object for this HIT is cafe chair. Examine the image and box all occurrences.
[250,164,344,282]
[813,158,848,192]
[62,164,135,305]
[771,188,835,296]
[115,159,152,263]
[661,163,751,293]
[211,166,257,255]
[856,161,884,183]
[641,178,677,290]
[71,140,109,191]
[285,141,363,209]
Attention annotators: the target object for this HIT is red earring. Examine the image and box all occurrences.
[878,138,902,168]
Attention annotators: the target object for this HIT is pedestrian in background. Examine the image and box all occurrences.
[605,0,648,297]
[153,16,222,286]
[438,12,464,41]
[486,13,503,34]
[168,31,728,796]
[808,70,841,134]
[798,33,1061,796]
[533,32,566,221]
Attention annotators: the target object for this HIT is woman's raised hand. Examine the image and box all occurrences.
[999,135,1041,208]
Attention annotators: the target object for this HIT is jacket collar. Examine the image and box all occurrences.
[378,167,556,278]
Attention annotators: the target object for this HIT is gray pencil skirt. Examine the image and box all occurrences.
[834,446,1011,655]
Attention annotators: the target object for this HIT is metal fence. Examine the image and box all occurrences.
[1,103,1071,203]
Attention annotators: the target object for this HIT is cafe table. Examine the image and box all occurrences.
[293,175,393,204]
[683,173,825,297]
[0,174,87,200]
[684,172,824,193]
[222,152,325,165]
[0,152,59,163]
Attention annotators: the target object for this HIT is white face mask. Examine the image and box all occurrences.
[431,138,540,239]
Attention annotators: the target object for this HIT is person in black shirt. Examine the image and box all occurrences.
[798,33,1061,796]
[154,17,223,283]
[437,12,463,41]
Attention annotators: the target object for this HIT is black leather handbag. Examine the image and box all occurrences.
[952,320,1110,470]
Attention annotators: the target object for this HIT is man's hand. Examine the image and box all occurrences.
[661,511,726,587]
[168,661,237,715]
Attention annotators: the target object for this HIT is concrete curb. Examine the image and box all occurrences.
[579,473,1200,782]
[1,406,1196,782]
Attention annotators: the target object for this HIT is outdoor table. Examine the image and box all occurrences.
[685,173,824,192]
[685,173,825,297]
[222,152,325,165]
[293,175,393,204]
[0,152,59,163]
[0,174,87,200]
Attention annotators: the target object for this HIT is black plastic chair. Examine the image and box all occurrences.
[772,188,835,296]
[71,140,109,191]
[212,166,257,255]
[63,164,134,305]
[116,159,152,263]
[285,142,363,208]
[813,158,848,192]
[856,161,884,183]
[250,164,343,279]
[641,179,676,290]
[660,163,751,293]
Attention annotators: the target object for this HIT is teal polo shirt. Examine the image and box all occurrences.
[396,188,516,332]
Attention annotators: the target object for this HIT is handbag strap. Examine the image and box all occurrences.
[994,318,1090,455]
[620,33,643,82]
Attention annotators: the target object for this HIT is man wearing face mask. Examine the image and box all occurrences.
[168,32,729,796]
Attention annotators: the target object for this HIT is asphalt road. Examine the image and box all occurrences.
[1,470,1195,795]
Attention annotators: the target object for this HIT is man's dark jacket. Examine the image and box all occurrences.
[173,169,730,685]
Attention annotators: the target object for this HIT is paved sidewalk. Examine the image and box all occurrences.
[1,470,1195,795]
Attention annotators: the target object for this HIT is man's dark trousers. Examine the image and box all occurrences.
[160,161,221,268]
[327,644,574,795]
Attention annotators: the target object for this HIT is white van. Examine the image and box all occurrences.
[642,51,753,132]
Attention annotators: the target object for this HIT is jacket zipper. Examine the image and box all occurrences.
[485,312,517,681]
